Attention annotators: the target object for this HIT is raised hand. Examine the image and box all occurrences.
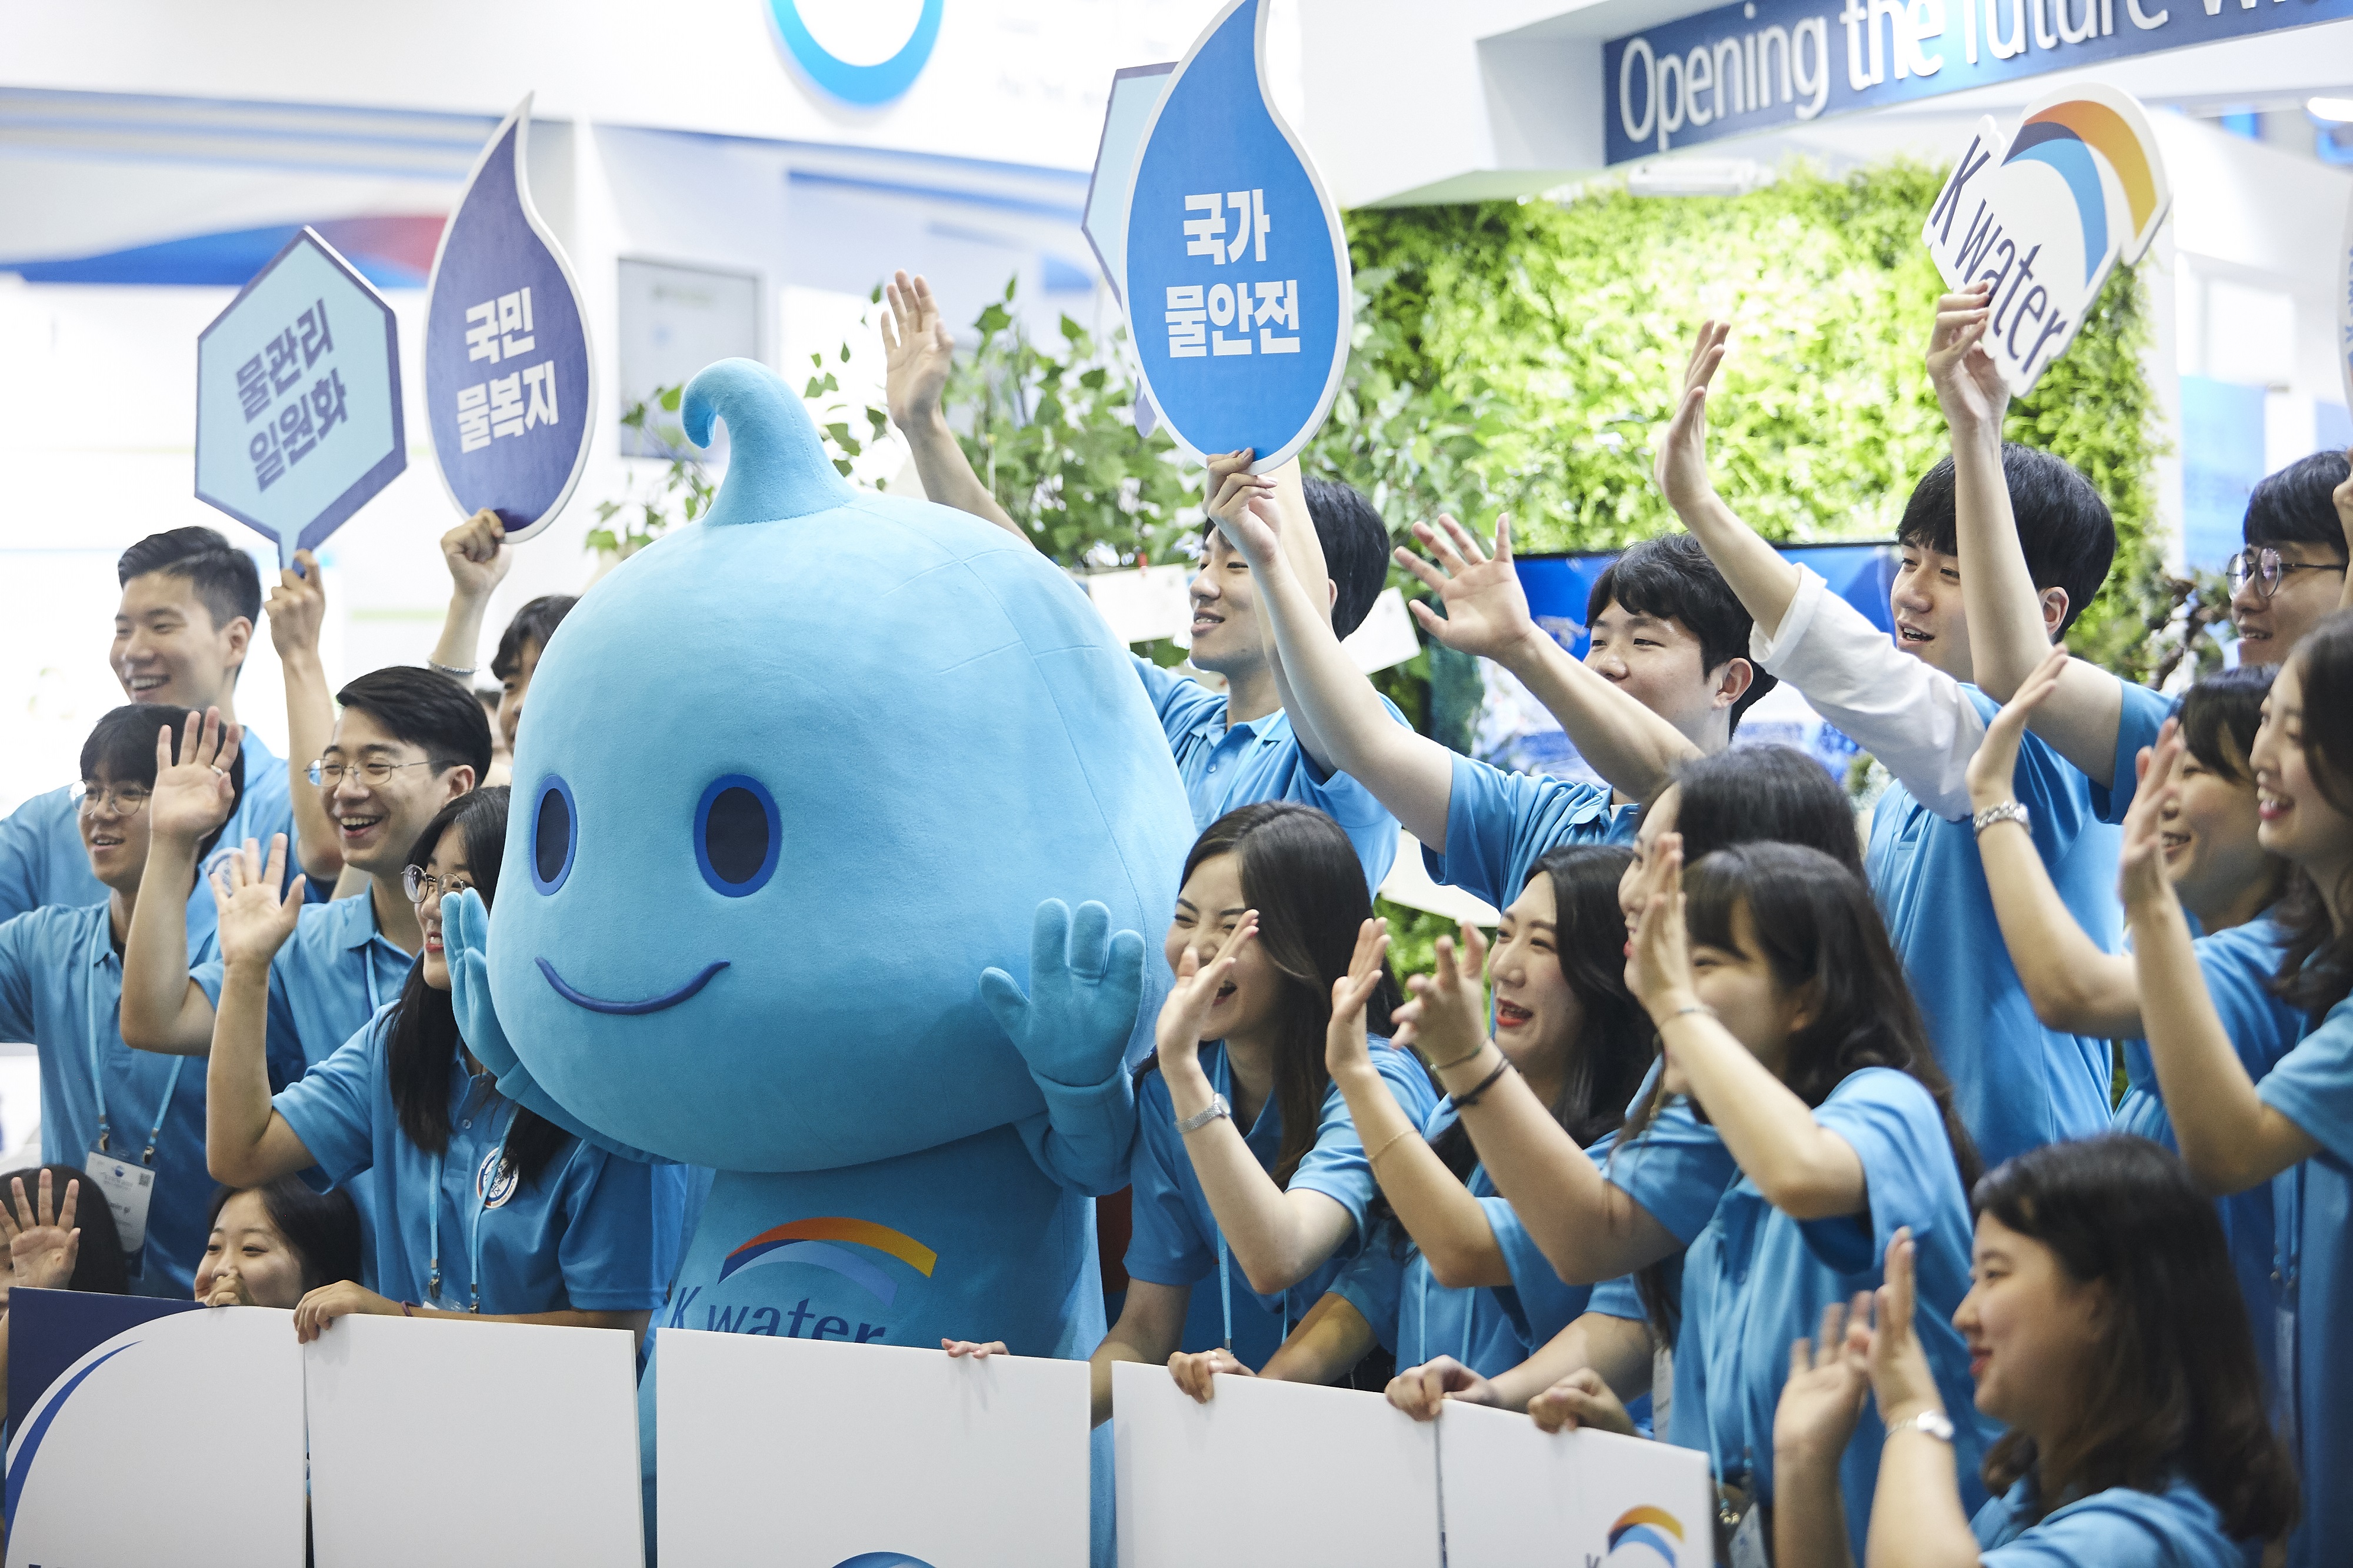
[264,549,329,661]
[1,1172,81,1293]
[444,888,521,1076]
[1154,912,1259,1072]
[1392,923,1489,1075]
[1528,1367,1639,1436]
[1773,1293,1874,1468]
[1623,832,1696,1022]
[439,510,511,603]
[1863,1227,1945,1427]
[148,708,244,847]
[882,269,957,434]
[209,836,306,971]
[1385,1355,1495,1422]
[1168,1345,1254,1403]
[1394,514,1542,663]
[1204,448,1281,568]
[1324,918,1392,1083]
[2116,718,2188,917]
[980,899,1148,1089]
[1965,643,2069,809]
[1925,280,2005,435]
[1654,321,1731,516]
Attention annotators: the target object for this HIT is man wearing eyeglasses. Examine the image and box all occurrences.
[2225,451,2353,666]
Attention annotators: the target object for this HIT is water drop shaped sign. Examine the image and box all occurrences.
[424,95,597,541]
[1122,0,1350,469]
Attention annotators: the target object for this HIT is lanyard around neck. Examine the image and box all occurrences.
[91,959,185,1165]
[426,1095,513,1313]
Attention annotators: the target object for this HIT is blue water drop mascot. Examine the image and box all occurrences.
[444,358,1195,1561]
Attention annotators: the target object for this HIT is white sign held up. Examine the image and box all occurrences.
[1435,1400,1715,1567]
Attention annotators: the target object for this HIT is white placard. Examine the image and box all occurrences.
[1434,1401,1714,1568]
[5,1302,307,1568]
[1086,562,1197,646]
[1342,586,1422,675]
[305,1316,643,1568]
[659,1330,1088,1567]
[1112,1361,1438,1568]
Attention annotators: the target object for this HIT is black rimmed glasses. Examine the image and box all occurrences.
[2225,548,2347,602]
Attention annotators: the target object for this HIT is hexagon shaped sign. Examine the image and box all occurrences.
[195,227,405,564]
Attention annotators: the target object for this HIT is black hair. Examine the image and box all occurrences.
[1587,533,1777,733]
[1369,846,1650,1253]
[1141,802,1403,1187]
[335,666,494,783]
[2177,665,2275,786]
[79,704,245,866]
[1299,479,1391,640]
[204,1177,364,1293]
[2243,450,2352,557]
[1971,1136,2297,1542]
[491,595,578,681]
[115,526,262,639]
[2271,610,2353,1018]
[0,1165,129,1294]
[1661,743,1864,880]
[384,788,568,1185]
[1897,445,2114,636]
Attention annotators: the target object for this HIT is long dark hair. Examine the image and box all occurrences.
[1142,802,1399,1187]
[385,788,566,1184]
[1627,843,1981,1336]
[2269,612,2353,1017]
[1972,1136,2297,1540]
[1369,846,1649,1251]
[1659,743,1865,880]
[205,1177,363,1292]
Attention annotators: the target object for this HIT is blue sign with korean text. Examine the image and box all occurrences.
[194,228,404,565]
[424,94,596,542]
[1602,0,2353,164]
[1122,0,1351,470]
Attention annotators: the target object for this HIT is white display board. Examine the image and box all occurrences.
[305,1316,643,1568]
[5,1300,307,1568]
[1435,1402,1714,1568]
[1112,1361,1438,1568]
[659,1330,1089,1566]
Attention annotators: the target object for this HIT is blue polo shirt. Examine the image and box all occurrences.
[1126,1039,1437,1363]
[1868,688,2119,1170]
[1420,752,1639,910]
[1972,1476,2255,1567]
[190,889,416,1072]
[2254,993,2353,1568]
[0,732,310,950]
[0,902,217,1296]
[1676,1067,1992,1564]
[2114,915,2302,1394]
[272,1007,685,1315]
[1131,656,1401,894]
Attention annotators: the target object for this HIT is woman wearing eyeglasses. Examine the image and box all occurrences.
[2223,450,2351,667]
[203,789,686,1340]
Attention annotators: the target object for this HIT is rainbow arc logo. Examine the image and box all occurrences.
[1604,1505,1685,1564]
[718,1217,937,1306]
[2001,95,2166,284]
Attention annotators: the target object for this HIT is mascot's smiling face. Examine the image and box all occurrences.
[486,359,1192,1173]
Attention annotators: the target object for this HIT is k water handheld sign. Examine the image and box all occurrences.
[195,227,405,566]
[424,94,596,541]
[1919,82,2170,395]
[1122,0,1350,471]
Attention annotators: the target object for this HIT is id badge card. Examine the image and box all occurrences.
[1729,1503,1771,1568]
[86,1148,155,1254]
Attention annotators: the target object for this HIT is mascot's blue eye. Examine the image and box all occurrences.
[695,775,779,896]
[532,777,576,895]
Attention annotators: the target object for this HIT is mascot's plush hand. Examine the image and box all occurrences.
[445,888,522,1079]
[981,899,1146,1090]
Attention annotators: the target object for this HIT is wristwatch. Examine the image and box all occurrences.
[1884,1409,1955,1444]
[1176,1094,1231,1135]
[1971,800,2031,838]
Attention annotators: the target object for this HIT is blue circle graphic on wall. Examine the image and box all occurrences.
[769,0,944,105]
[829,1556,938,1568]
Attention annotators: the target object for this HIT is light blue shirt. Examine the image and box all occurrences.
[1972,1476,2258,1567]
[0,732,311,952]
[2113,915,2302,1395]
[1126,1039,1437,1365]
[1131,655,1402,894]
[1867,688,2119,1170]
[191,889,416,1071]
[1676,1067,1994,1563]
[272,1006,686,1315]
[2253,992,2353,1568]
[0,902,220,1295]
[1421,752,1638,910]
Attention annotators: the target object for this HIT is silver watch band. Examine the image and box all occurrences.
[1176,1094,1231,1135]
[1884,1409,1955,1444]
[1971,800,2031,838]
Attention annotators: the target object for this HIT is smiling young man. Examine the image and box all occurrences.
[0,529,302,949]
[2227,450,2353,666]
[0,706,241,1294]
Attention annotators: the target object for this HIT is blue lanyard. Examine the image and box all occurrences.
[1214,1231,1287,1352]
[91,960,185,1164]
[426,1098,512,1312]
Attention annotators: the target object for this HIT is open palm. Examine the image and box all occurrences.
[149,708,241,844]
[1395,515,1537,662]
